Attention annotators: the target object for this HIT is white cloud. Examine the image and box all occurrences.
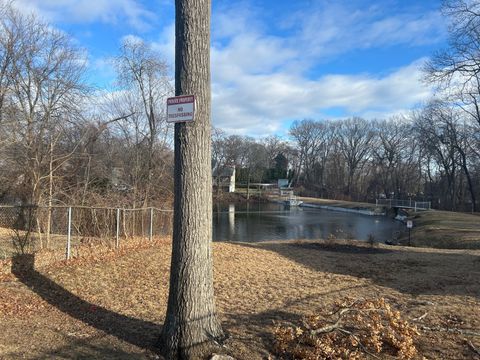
[13,0,155,30]
[211,59,432,136]
[213,3,265,40]
[213,33,297,78]
[151,24,175,68]
[89,57,116,87]
[120,34,144,45]
[206,2,444,136]
[287,2,445,60]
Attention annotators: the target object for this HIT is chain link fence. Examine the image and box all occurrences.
[0,205,173,260]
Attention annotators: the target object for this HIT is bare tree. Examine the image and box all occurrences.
[160,0,224,358]
[211,126,226,170]
[115,37,173,207]
[336,117,374,199]
[425,0,480,92]
[289,119,321,185]
[0,4,175,210]
[414,103,461,210]
[425,1,480,177]
[243,140,268,199]
[262,135,289,168]
[372,118,421,199]
[261,135,292,184]
[0,2,19,124]
[0,4,87,207]
[422,0,480,211]
[222,135,251,167]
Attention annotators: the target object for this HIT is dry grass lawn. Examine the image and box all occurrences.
[408,210,480,249]
[0,239,479,359]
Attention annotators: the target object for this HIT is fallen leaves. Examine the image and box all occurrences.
[0,288,47,317]
[273,297,420,360]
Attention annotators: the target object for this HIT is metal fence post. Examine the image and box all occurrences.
[116,208,120,248]
[66,206,72,260]
[149,207,153,241]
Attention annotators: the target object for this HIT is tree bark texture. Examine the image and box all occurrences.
[160,0,224,358]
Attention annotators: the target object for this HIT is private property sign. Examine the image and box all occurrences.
[167,95,195,123]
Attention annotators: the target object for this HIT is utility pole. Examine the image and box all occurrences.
[160,0,224,358]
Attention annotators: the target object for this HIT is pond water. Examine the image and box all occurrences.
[212,202,404,243]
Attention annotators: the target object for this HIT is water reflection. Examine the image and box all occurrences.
[213,202,403,243]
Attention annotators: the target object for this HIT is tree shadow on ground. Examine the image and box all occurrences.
[235,241,480,298]
[6,333,151,360]
[11,254,160,357]
[221,285,368,357]
[223,308,300,357]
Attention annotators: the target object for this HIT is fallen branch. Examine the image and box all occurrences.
[310,319,342,335]
[408,300,435,306]
[411,312,428,322]
[309,306,399,359]
[327,299,364,316]
[420,325,480,337]
[310,308,351,335]
[274,298,419,359]
[465,339,480,357]
[310,307,381,335]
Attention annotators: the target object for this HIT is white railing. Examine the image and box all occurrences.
[375,199,431,210]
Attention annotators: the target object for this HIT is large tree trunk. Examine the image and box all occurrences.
[159,0,224,358]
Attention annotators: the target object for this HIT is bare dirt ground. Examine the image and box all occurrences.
[0,239,479,359]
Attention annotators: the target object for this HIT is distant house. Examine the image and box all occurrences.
[213,166,235,193]
[111,167,132,192]
[278,179,289,189]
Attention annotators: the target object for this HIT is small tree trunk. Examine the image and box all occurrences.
[458,147,476,212]
[46,141,54,248]
[160,0,224,358]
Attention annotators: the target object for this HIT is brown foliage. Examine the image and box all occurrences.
[274,297,419,359]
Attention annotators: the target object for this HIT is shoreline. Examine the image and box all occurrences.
[280,195,480,249]
[299,202,386,216]
[213,193,478,249]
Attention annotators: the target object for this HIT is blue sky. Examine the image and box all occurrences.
[13,0,447,137]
